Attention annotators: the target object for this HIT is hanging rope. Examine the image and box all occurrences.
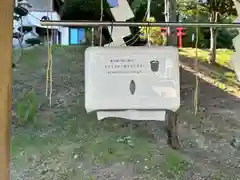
[45,0,53,107]
[193,0,200,115]
[99,0,104,46]
[147,0,151,47]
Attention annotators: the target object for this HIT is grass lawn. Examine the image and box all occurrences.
[179,48,233,69]
[11,46,240,180]
[12,46,190,180]
[179,48,239,89]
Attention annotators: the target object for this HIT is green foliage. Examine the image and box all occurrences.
[217,16,238,49]
[14,6,28,17]
[181,15,207,48]
[178,0,237,17]
[182,27,237,49]
[62,0,110,20]
[62,0,165,21]
[25,38,42,45]
[62,0,237,49]
[198,0,237,16]
[140,17,166,45]
[117,136,134,147]
[178,0,238,49]
[217,28,238,49]
[133,0,165,21]
[184,29,205,48]
[16,89,39,125]
[84,28,93,46]
[161,150,190,179]
[14,15,21,21]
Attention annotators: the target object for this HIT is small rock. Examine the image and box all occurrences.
[40,168,48,175]
[74,154,79,159]
[230,137,240,149]
[20,151,24,156]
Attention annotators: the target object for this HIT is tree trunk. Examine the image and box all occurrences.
[209,28,217,64]
[209,12,218,65]
[164,0,177,46]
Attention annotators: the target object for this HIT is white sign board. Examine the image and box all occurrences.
[85,46,180,121]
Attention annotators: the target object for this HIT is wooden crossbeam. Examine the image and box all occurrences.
[0,0,14,179]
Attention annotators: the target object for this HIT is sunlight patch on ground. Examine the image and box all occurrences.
[180,63,240,98]
[179,48,233,69]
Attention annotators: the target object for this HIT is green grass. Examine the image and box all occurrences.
[12,45,240,179]
[12,45,190,180]
[179,48,239,89]
[179,48,233,69]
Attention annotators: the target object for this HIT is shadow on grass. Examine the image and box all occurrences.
[179,48,234,71]
[179,66,239,108]
[180,55,240,88]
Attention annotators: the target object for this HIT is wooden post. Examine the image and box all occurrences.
[0,0,14,179]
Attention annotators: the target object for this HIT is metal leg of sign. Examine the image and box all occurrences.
[165,110,181,150]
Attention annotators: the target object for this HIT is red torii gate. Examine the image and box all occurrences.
[160,27,186,48]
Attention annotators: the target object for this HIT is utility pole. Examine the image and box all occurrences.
[0,0,14,179]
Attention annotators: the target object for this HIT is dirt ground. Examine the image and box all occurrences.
[11,46,240,180]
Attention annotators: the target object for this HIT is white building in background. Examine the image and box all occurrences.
[13,0,70,48]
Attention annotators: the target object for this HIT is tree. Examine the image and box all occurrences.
[199,0,237,64]
[165,0,177,46]
[178,0,237,64]
[60,0,112,20]
[140,17,167,45]
[60,0,165,45]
